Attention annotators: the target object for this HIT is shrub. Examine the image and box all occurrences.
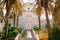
[0,18,3,23]
[33,26,40,31]
[2,25,23,40]
[49,25,60,40]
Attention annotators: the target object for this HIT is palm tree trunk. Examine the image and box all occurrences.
[16,15,19,27]
[13,14,16,26]
[38,15,41,29]
[3,0,11,38]
[45,8,51,38]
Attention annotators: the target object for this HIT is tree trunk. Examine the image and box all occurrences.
[45,8,51,38]
[16,15,19,27]
[38,15,41,29]
[3,0,11,38]
[13,14,16,26]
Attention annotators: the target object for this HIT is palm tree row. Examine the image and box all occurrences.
[0,0,22,39]
[35,0,54,39]
[0,0,60,40]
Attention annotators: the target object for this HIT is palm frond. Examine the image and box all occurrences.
[34,0,41,16]
[35,6,41,16]
[0,11,5,21]
[15,0,22,16]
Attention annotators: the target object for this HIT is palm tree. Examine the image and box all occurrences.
[1,0,13,38]
[42,0,51,38]
[34,0,41,29]
[0,0,22,39]
[48,0,60,30]
[15,1,22,27]
[12,9,16,26]
[53,0,60,30]
[16,12,22,27]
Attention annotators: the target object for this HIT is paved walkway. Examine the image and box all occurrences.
[15,29,39,40]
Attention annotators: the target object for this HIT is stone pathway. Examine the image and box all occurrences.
[15,29,39,40]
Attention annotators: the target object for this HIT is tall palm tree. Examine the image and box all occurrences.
[16,12,22,27]
[42,0,51,38]
[48,0,60,30]
[15,1,22,27]
[53,0,60,30]
[0,0,22,39]
[34,0,41,29]
[2,0,13,38]
[13,10,16,26]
